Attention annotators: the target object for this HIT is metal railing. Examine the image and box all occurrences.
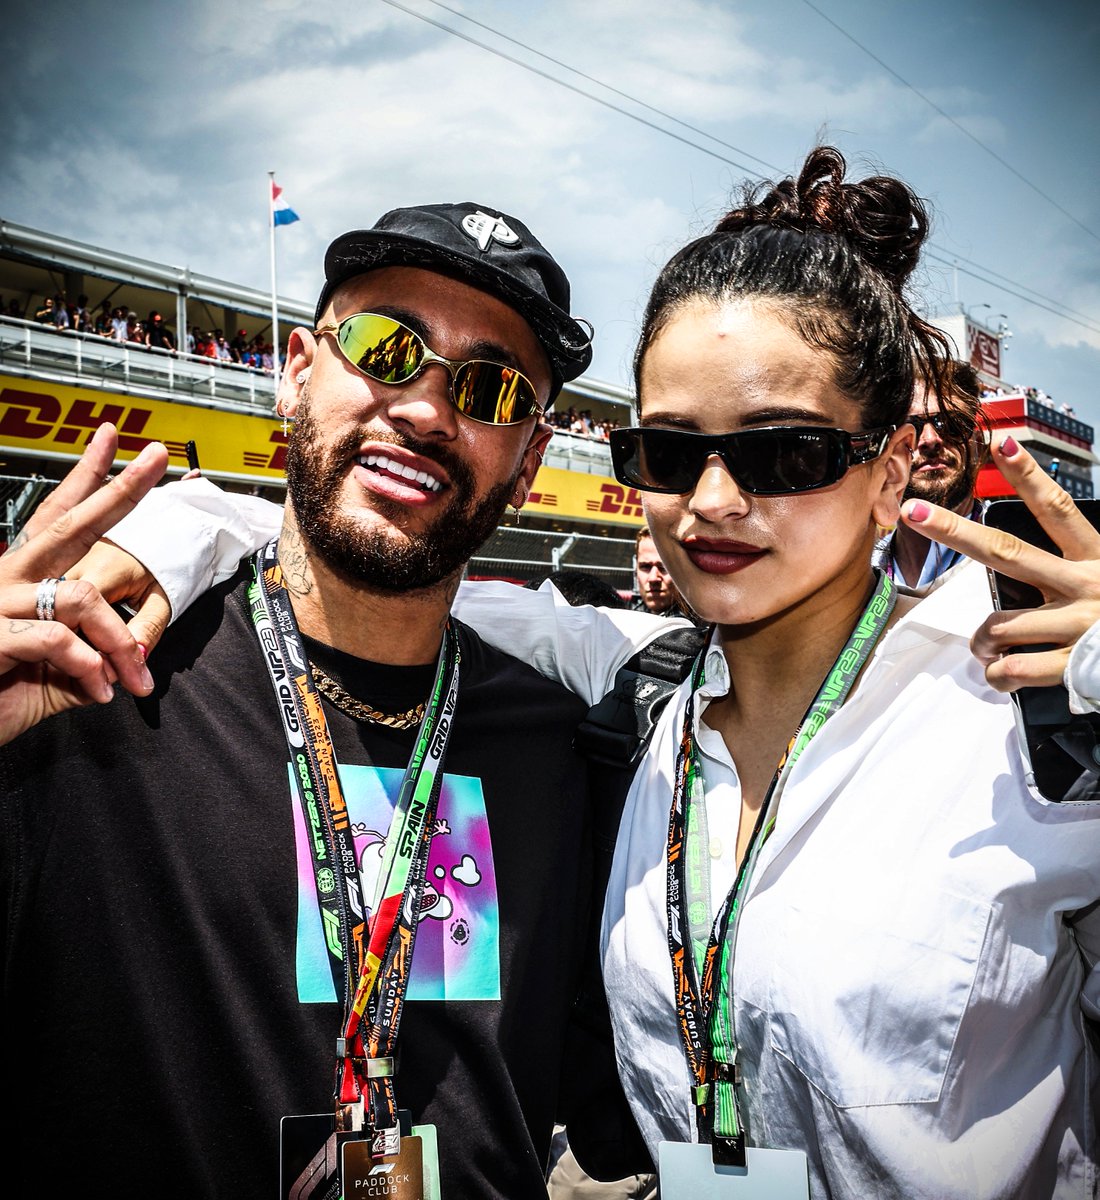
[543,429,613,474]
[0,316,279,412]
[0,473,57,546]
[469,524,634,587]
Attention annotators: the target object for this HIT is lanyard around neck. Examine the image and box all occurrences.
[248,539,460,1141]
[666,570,896,1166]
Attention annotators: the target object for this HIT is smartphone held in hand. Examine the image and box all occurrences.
[985,499,1100,802]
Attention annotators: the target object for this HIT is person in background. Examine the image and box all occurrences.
[145,311,176,352]
[874,358,984,588]
[110,306,129,341]
[632,525,682,614]
[71,294,89,332]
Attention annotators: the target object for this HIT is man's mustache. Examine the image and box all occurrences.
[324,426,471,484]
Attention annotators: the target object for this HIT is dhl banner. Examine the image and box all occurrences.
[0,374,288,481]
[526,465,645,526]
[0,374,646,526]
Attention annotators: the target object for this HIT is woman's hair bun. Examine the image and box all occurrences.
[715,146,930,291]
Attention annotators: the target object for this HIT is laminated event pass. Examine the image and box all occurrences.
[659,1142,809,1199]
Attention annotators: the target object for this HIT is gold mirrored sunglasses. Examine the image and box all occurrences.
[313,312,544,426]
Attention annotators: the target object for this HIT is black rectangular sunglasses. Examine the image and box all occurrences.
[609,424,898,496]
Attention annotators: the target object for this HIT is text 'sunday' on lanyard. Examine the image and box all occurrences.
[666,571,896,1166]
[250,538,460,1148]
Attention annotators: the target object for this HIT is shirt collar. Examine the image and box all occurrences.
[699,629,731,701]
[886,557,990,644]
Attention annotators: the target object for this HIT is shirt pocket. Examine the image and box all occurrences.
[765,890,992,1107]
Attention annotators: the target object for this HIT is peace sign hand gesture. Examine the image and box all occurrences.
[901,435,1100,700]
[0,424,168,746]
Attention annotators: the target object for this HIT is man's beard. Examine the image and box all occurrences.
[904,447,979,512]
[285,401,520,594]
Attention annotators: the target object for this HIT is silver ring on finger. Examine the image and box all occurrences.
[35,576,65,622]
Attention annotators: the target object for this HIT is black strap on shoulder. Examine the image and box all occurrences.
[574,624,708,771]
[560,624,707,1177]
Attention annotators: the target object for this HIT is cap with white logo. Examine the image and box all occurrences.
[315,202,592,400]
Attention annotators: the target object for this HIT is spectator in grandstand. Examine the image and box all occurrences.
[92,301,111,336]
[214,332,234,362]
[33,297,55,325]
[110,306,129,341]
[231,329,249,361]
[71,295,90,333]
[6,299,23,320]
[146,311,176,352]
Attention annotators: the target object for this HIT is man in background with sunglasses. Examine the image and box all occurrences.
[1,203,649,1198]
[873,360,985,589]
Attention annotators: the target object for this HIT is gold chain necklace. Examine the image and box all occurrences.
[309,662,426,730]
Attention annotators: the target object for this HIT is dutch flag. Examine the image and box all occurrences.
[272,181,300,227]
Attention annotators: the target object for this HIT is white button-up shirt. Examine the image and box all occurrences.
[454,565,1100,1200]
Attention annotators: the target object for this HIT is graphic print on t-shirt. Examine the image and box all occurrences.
[290,762,500,1003]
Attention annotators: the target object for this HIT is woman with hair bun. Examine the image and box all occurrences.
[462,147,1100,1197]
[70,147,1100,1196]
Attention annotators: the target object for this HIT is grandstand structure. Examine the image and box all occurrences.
[0,220,641,588]
[932,309,1095,500]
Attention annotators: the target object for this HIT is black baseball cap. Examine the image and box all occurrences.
[315,202,593,400]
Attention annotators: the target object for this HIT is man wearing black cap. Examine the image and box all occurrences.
[1,204,632,1199]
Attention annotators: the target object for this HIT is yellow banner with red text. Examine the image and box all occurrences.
[0,374,289,481]
[0,375,645,525]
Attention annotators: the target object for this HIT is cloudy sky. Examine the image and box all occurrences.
[3,0,1098,420]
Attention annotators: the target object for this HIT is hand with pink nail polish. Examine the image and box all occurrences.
[902,435,1100,693]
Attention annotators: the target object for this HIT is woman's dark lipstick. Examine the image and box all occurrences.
[683,537,766,574]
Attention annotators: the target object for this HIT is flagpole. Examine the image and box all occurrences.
[267,170,281,400]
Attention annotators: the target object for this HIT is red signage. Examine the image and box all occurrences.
[966,321,1001,378]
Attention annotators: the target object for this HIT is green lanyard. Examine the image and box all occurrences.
[249,539,460,1144]
[666,570,897,1165]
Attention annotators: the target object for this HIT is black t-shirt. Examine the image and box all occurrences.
[1,571,596,1198]
[147,322,175,350]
